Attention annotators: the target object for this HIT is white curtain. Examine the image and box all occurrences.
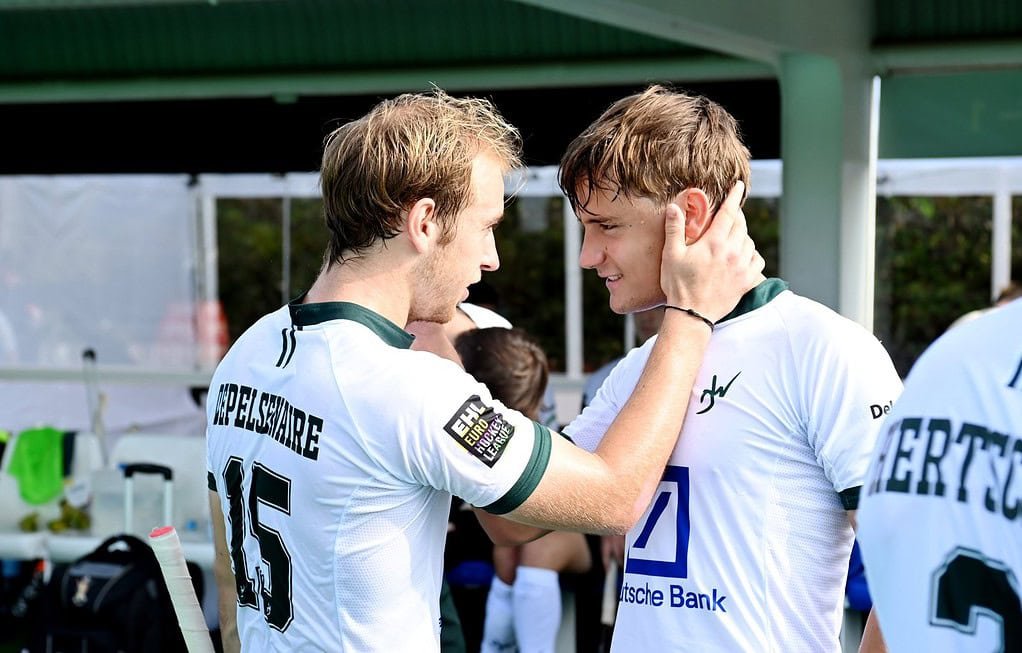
[0,175,204,435]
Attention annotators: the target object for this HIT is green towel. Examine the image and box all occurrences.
[8,426,64,504]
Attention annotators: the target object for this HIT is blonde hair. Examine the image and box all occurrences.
[320,89,521,263]
[559,85,750,214]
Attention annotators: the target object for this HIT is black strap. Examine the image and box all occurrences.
[839,485,862,511]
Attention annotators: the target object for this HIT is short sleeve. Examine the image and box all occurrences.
[565,338,654,453]
[379,352,552,513]
[800,322,903,496]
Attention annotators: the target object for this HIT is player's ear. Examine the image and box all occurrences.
[405,197,439,254]
[674,189,712,245]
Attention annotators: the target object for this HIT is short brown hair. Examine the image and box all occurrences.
[559,85,750,214]
[320,89,522,263]
[456,327,548,419]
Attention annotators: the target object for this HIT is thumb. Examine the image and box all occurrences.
[664,202,685,238]
[662,202,688,260]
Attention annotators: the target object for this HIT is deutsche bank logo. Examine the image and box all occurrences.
[625,465,690,579]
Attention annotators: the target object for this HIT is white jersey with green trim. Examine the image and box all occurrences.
[565,280,902,652]
[858,299,1022,653]
[205,300,551,652]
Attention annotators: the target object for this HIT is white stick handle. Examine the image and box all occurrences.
[149,526,215,653]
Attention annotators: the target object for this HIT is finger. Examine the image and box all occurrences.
[739,234,755,262]
[741,235,760,269]
[723,182,748,238]
[664,202,685,240]
[662,202,687,258]
[705,181,744,240]
[752,251,766,275]
[730,206,748,241]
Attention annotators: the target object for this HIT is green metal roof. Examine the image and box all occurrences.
[0,0,708,81]
[2,0,1019,104]
[874,0,1022,44]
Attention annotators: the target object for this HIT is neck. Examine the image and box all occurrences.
[305,253,413,328]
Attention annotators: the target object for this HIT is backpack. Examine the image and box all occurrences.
[32,533,189,653]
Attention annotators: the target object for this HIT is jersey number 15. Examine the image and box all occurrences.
[222,457,295,632]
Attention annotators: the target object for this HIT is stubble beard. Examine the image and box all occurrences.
[409,247,459,324]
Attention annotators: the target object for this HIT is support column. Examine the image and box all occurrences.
[778,54,876,328]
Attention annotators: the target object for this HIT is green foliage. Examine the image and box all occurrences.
[217,199,284,342]
[217,197,326,341]
[483,196,572,371]
[215,192,1016,381]
[744,197,780,278]
[874,196,994,376]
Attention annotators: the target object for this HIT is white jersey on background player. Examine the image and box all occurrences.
[566,279,903,652]
[858,298,1022,653]
[206,300,553,652]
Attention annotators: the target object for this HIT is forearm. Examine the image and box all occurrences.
[209,491,241,653]
[508,312,710,533]
[475,509,550,545]
[858,608,887,653]
[592,310,710,526]
[214,570,241,653]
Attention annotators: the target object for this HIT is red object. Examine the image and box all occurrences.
[150,526,174,538]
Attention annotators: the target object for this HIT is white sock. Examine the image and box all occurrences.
[512,566,561,653]
[481,576,517,653]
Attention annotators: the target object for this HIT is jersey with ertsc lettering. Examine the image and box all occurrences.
[206,300,551,652]
[858,299,1022,653]
[565,280,902,652]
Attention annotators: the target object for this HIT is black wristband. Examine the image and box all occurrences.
[664,305,715,331]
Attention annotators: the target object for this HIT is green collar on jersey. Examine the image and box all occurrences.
[288,297,414,349]
[716,277,788,325]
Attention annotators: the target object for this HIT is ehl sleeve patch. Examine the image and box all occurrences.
[444,395,516,468]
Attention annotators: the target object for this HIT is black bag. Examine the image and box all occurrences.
[33,533,188,653]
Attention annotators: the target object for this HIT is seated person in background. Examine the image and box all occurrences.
[456,327,592,653]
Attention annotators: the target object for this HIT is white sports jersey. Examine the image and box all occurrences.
[206,300,552,652]
[858,299,1022,653]
[566,280,902,652]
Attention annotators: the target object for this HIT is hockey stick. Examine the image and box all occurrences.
[149,526,215,653]
[81,348,108,464]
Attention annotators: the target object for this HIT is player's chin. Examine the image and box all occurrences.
[607,293,633,315]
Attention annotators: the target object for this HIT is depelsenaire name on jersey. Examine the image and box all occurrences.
[211,382,322,461]
[619,579,728,612]
[866,416,1020,522]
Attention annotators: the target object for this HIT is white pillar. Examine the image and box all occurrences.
[992,168,1012,300]
[563,199,584,379]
